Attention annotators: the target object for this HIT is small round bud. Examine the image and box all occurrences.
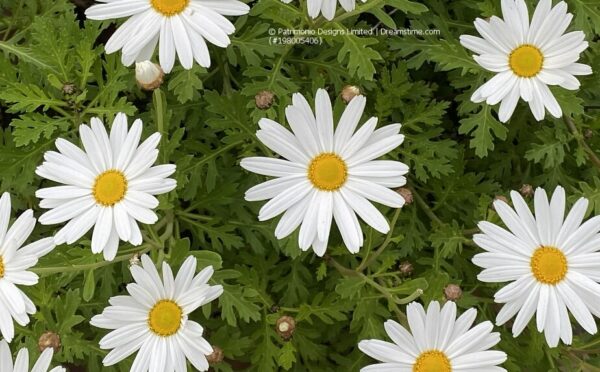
[135,61,164,91]
[494,195,508,203]
[519,184,534,198]
[340,85,360,103]
[206,346,224,365]
[38,331,61,353]
[585,129,593,139]
[396,187,413,205]
[255,90,275,109]
[276,316,296,340]
[269,305,280,313]
[444,284,463,301]
[129,253,140,267]
[62,83,76,95]
[399,261,413,276]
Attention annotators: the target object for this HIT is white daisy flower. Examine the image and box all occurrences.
[91,254,223,371]
[460,0,592,122]
[473,186,600,347]
[35,113,176,261]
[85,0,250,72]
[0,340,65,372]
[240,89,408,256]
[0,193,55,342]
[358,301,507,372]
[280,0,366,20]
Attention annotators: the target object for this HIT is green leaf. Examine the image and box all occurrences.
[459,104,508,157]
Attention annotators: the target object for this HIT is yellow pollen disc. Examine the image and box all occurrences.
[93,170,128,206]
[148,300,183,337]
[413,350,452,372]
[509,44,544,78]
[150,0,190,16]
[307,153,348,191]
[0,256,5,278]
[530,246,568,285]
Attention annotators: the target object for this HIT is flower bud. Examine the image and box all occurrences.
[38,331,61,353]
[396,187,413,205]
[129,252,140,267]
[62,83,76,95]
[255,90,275,109]
[585,129,593,139]
[276,315,296,340]
[519,184,534,198]
[340,85,360,103]
[135,61,164,91]
[399,261,413,276]
[444,284,462,301]
[206,345,224,364]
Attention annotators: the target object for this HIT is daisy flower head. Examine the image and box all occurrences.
[35,113,177,261]
[280,0,367,21]
[460,0,592,123]
[0,340,65,372]
[91,255,223,371]
[0,193,56,342]
[241,89,409,256]
[85,0,250,72]
[358,301,507,372]
[473,186,600,347]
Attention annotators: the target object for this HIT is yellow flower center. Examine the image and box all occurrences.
[93,170,128,206]
[150,0,190,16]
[307,153,348,191]
[148,300,183,336]
[530,246,568,285]
[0,256,5,278]
[413,350,452,372]
[509,44,544,78]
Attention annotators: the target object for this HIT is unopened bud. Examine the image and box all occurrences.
[340,85,360,103]
[129,253,140,267]
[585,129,593,139]
[396,187,413,205]
[206,345,224,364]
[276,316,296,340]
[493,195,508,209]
[62,83,76,95]
[255,90,275,109]
[519,184,534,198]
[135,61,164,91]
[444,284,462,301]
[399,261,413,276]
[38,331,61,353]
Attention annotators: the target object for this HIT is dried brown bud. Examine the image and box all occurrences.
[519,184,534,198]
[62,83,76,95]
[276,315,296,340]
[444,284,463,301]
[584,129,593,139]
[129,252,140,267]
[340,85,361,103]
[206,345,224,364]
[399,261,413,276]
[493,195,508,205]
[396,187,413,205]
[135,61,164,91]
[38,331,61,353]
[255,90,275,109]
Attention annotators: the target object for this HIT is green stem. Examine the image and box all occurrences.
[357,208,401,271]
[563,116,600,170]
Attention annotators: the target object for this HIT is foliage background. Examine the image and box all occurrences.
[0,0,599,370]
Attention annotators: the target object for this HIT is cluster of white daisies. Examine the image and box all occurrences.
[0,0,596,370]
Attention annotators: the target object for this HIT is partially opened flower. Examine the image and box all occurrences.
[280,0,367,20]
[460,0,592,122]
[0,193,56,342]
[473,186,600,347]
[0,340,65,372]
[35,113,176,261]
[91,255,223,371]
[85,0,250,72]
[358,301,507,371]
[241,89,408,256]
